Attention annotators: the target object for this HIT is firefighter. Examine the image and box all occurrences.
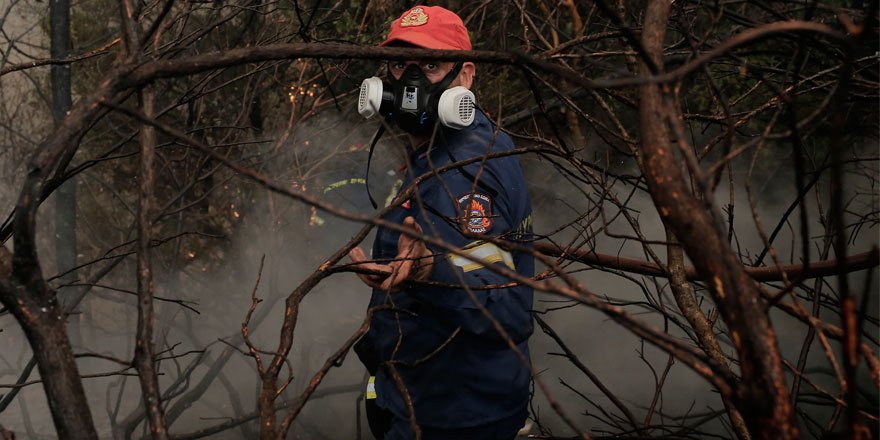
[350,6,534,439]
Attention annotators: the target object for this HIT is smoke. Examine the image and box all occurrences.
[519,132,879,437]
[0,94,876,440]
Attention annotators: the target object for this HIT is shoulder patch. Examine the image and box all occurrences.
[457,193,494,234]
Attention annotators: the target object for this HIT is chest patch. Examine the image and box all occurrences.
[457,193,494,234]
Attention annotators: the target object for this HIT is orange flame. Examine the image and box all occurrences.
[469,199,491,228]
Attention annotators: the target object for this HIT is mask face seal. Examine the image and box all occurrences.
[357,62,476,136]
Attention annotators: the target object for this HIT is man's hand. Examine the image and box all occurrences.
[348,216,434,292]
[381,216,434,291]
[348,246,392,289]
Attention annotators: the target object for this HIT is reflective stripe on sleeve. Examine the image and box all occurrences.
[448,242,515,273]
[366,376,377,399]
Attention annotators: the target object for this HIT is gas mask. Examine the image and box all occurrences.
[358,63,476,136]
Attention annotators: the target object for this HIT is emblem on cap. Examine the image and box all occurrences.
[400,7,429,27]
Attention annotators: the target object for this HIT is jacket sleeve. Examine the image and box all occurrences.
[408,162,534,344]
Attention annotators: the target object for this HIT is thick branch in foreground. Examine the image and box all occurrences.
[0,287,98,439]
[664,229,750,440]
[119,20,843,92]
[0,142,101,440]
[637,2,797,438]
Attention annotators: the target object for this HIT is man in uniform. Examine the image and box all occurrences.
[349,6,534,439]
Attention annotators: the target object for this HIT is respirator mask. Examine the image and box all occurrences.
[358,62,476,136]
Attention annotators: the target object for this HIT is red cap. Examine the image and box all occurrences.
[381,6,472,51]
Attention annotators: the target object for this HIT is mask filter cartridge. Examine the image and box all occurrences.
[358,77,390,119]
[437,86,476,129]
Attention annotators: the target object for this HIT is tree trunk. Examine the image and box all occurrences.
[637,2,799,438]
[8,298,98,439]
[50,0,79,344]
[665,227,751,440]
[259,376,278,439]
[134,85,170,440]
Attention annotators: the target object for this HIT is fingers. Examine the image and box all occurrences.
[381,247,415,291]
[381,218,425,291]
[396,217,421,247]
[348,247,368,263]
[403,216,422,232]
[350,247,389,273]
[398,217,424,254]
[399,217,432,279]
[349,247,391,288]
[359,274,385,289]
[354,218,432,292]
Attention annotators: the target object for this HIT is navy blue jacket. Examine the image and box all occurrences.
[364,110,534,428]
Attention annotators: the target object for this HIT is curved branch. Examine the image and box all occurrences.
[122,21,846,92]
[0,38,120,78]
[534,243,880,282]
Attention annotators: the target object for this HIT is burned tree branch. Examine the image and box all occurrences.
[132,83,170,439]
[534,242,879,282]
[637,1,798,437]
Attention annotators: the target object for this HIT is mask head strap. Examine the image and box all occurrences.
[364,124,386,209]
[431,62,463,93]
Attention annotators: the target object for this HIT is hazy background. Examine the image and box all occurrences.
[1,0,877,438]
[3,112,875,438]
